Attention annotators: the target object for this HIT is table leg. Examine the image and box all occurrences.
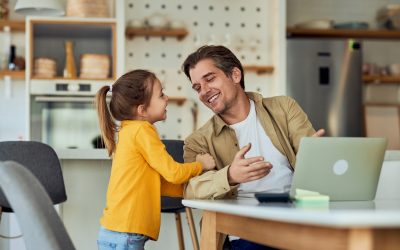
[348,229,373,250]
[201,211,223,250]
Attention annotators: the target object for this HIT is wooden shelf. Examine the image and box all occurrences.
[0,20,25,32]
[363,75,400,84]
[0,70,25,78]
[364,102,400,107]
[32,77,114,81]
[125,27,188,40]
[169,97,187,106]
[243,65,274,74]
[287,28,400,40]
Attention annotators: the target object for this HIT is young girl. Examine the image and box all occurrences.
[95,69,215,250]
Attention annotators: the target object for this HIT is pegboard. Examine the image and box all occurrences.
[124,0,277,140]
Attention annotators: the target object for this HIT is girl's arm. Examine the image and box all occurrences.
[136,123,202,184]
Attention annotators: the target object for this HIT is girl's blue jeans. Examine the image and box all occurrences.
[97,226,149,250]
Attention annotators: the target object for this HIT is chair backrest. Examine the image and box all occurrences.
[162,139,184,163]
[0,141,67,212]
[0,161,75,250]
[161,140,185,212]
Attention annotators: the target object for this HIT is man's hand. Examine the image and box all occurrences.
[227,143,272,185]
[312,129,325,137]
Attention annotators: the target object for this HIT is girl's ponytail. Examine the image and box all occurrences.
[95,85,116,156]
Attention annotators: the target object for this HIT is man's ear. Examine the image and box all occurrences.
[231,67,242,84]
[136,104,146,117]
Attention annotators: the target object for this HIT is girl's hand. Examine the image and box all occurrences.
[196,153,216,171]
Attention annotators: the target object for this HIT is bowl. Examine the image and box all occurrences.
[147,13,168,28]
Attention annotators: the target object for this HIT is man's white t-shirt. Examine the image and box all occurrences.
[228,100,293,241]
[230,100,293,198]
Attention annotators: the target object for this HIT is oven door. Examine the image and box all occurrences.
[30,95,101,149]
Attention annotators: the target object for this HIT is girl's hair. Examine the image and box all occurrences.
[95,69,157,156]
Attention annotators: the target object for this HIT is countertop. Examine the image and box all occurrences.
[384,150,400,161]
[55,149,110,160]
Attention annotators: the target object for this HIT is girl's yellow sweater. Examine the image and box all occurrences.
[100,120,202,240]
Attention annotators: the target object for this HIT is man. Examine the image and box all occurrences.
[181,45,324,249]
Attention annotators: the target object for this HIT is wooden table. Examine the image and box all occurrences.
[183,199,400,250]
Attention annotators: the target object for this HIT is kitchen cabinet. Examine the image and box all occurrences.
[26,17,118,149]
[27,17,117,80]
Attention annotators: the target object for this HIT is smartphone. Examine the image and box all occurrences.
[255,192,291,203]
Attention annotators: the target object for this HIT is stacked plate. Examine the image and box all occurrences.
[34,58,57,78]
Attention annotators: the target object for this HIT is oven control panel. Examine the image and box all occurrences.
[30,79,110,96]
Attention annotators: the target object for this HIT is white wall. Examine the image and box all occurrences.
[123,0,285,131]
[0,0,28,249]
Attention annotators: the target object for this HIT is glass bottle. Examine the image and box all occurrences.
[8,45,16,70]
[63,41,77,78]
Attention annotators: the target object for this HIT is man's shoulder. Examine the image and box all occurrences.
[259,95,299,112]
[247,92,294,107]
[187,117,216,140]
[262,95,294,105]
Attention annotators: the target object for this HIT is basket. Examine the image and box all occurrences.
[79,54,110,79]
[66,0,109,18]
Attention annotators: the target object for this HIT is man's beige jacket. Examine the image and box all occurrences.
[183,92,316,199]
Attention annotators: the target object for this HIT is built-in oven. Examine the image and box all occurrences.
[29,79,109,149]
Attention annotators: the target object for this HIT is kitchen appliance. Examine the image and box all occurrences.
[287,38,363,137]
[29,79,108,149]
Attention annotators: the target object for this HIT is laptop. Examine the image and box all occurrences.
[255,137,387,202]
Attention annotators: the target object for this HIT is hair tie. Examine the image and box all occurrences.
[109,84,113,92]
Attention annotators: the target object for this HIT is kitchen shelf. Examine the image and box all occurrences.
[169,97,187,106]
[0,20,25,31]
[32,77,114,81]
[364,102,400,107]
[363,75,400,84]
[243,65,274,74]
[287,28,400,40]
[125,27,188,40]
[0,70,25,79]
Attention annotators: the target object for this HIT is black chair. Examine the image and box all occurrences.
[0,160,75,250]
[0,141,67,216]
[162,140,199,250]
